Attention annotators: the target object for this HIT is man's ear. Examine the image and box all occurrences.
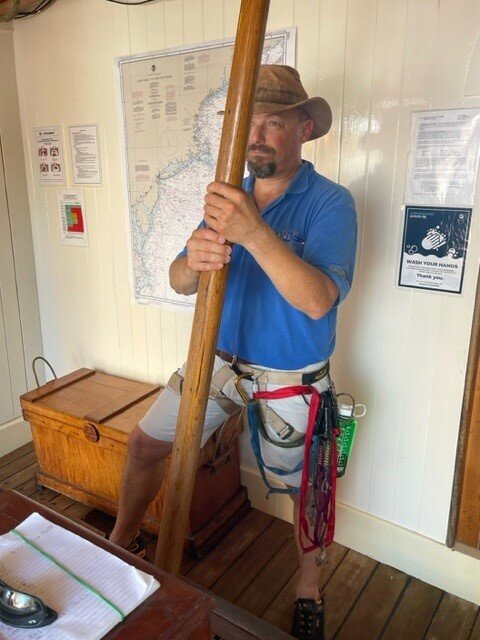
[301,119,314,143]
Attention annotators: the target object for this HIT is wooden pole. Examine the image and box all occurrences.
[154,0,270,574]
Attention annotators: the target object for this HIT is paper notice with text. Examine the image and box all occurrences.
[69,124,102,185]
[57,190,88,246]
[405,108,480,206]
[34,127,65,184]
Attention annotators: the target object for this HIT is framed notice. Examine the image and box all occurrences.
[34,127,65,183]
[398,206,471,294]
[57,190,88,246]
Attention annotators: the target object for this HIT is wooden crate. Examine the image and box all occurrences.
[20,368,250,557]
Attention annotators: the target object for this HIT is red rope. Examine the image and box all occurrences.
[298,387,322,552]
[253,385,337,552]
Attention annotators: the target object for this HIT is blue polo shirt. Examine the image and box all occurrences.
[180,160,357,369]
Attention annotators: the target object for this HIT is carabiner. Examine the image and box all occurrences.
[234,373,253,405]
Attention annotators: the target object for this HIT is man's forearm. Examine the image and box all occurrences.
[169,256,200,295]
[244,225,338,320]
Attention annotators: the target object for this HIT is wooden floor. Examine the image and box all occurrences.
[2,442,479,640]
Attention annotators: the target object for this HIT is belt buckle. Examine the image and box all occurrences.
[278,424,295,440]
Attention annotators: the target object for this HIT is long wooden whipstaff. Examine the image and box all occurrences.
[155,0,271,574]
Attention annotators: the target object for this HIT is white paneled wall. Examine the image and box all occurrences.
[12,0,480,544]
[0,26,43,455]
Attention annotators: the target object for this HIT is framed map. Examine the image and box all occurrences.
[116,28,296,307]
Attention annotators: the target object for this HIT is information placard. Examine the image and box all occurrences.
[405,108,480,206]
[34,127,65,183]
[69,124,102,185]
[398,205,471,294]
[57,190,88,246]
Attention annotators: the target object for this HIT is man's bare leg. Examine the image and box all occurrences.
[109,425,172,548]
[292,493,323,599]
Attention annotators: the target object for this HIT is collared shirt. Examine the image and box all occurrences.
[180,160,357,369]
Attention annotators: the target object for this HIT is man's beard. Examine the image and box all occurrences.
[246,144,276,178]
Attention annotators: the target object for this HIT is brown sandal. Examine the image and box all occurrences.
[108,532,147,558]
[125,533,147,558]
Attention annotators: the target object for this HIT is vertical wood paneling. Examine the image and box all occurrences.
[175,310,193,366]
[15,3,61,377]
[267,0,294,31]
[123,0,149,381]
[126,5,148,55]
[11,0,480,542]
[316,0,349,501]
[314,0,348,182]
[202,0,224,42]
[292,0,320,166]
[418,0,480,540]
[466,35,480,97]
[0,31,42,394]
[183,0,204,45]
[360,0,409,522]
[83,4,121,375]
[0,40,27,415]
[164,0,184,48]
[0,150,16,423]
[390,0,442,531]
[160,308,178,381]
[0,302,14,423]
[145,308,162,383]
[333,0,379,512]
[145,2,166,53]
[223,0,241,39]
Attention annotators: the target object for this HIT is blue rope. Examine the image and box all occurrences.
[247,403,301,496]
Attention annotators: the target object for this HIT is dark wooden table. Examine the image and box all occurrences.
[0,488,215,639]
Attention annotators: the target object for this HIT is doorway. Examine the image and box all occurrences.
[448,270,480,549]
[0,136,25,426]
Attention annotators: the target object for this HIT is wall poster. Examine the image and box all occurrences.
[69,124,102,185]
[34,127,65,183]
[405,108,480,207]
[57,190,88,247]
[398,205,472,294]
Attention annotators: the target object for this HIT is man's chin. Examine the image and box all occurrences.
[246,159,276,178]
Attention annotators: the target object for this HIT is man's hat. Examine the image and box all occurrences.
[253,65,332,141]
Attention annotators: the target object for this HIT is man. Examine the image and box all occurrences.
[110,65,357,640]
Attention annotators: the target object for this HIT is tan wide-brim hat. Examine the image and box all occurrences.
[253,65,332,141]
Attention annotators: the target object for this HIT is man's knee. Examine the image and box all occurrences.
[127,425,173,465]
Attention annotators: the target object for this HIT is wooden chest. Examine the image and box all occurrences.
[20,368,249,557]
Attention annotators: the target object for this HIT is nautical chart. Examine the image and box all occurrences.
[117,28,295,307]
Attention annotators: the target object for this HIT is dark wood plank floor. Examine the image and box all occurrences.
[2,442,479,640]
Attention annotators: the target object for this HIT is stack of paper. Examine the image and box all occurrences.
[0,513,160,639]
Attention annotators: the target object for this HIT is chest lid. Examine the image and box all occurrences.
[20,369,162,438]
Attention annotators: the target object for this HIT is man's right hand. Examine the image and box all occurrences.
[169,228,232,296]
[186,227,232,272]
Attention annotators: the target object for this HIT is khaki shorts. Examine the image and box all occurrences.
[139,355,330,487]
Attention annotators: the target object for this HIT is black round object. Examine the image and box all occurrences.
[0,580,58,628]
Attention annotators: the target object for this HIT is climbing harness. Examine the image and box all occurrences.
[169,351,339,552]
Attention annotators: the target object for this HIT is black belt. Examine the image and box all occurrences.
[216,349,251,366]
[215,349,330,385]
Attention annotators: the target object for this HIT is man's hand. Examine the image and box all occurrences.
[169,211,233,296]
[186,227,231,272]
[204,181,266,246]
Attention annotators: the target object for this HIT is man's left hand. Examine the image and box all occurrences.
[204,182,266,246]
